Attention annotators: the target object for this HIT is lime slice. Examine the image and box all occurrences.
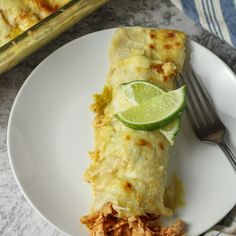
[119,81,184,144]
[159,118,181,145]
[116,86,186,131]
[120,80,165,104]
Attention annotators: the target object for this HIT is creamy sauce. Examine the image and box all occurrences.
[164,173,186,212]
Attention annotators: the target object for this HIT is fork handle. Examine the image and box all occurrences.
[219,142,236,171]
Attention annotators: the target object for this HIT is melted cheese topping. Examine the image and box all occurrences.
[85,27,186,218]
[0,13,12,47]
[0,0,70,48]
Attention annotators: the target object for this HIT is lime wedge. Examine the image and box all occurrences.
[159,118,181,145]
[119,81,184,144]
[120,80,165,104]
[116,85,186,131]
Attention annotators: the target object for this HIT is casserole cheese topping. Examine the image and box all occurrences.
[0,0,70,48]
[81,27,186,236]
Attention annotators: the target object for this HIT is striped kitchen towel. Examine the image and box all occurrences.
[171,0,236,48]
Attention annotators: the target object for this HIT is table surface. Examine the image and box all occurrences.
[1,0,236,235]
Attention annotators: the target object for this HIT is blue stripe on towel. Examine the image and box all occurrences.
[181,0,200,23]
[205,0,220,37]
[220,0,236,47]
[201,0,216,35]
[209,0,224,40]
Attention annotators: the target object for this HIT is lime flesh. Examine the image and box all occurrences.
[120,80,165,104]
[119,81,184,144]
[117,85,186,131]
[159,118,181,145]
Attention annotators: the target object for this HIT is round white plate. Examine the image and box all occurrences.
[8,28,236,236]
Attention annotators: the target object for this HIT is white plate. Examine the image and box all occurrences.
[8,28,236,236]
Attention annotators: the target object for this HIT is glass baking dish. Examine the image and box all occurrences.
[0,0,108,74]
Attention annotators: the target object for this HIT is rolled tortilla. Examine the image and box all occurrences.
[81,27,186,236]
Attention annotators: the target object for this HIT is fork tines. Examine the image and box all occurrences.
[177,66,225,130]
[176,65,236,171]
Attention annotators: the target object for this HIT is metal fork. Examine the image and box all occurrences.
[176,65,236,171]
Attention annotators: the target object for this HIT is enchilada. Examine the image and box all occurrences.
[81,27,186,235]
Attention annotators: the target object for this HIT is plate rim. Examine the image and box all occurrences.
[7,27,236,236]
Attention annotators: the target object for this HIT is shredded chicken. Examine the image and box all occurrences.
[80,203,187,236]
